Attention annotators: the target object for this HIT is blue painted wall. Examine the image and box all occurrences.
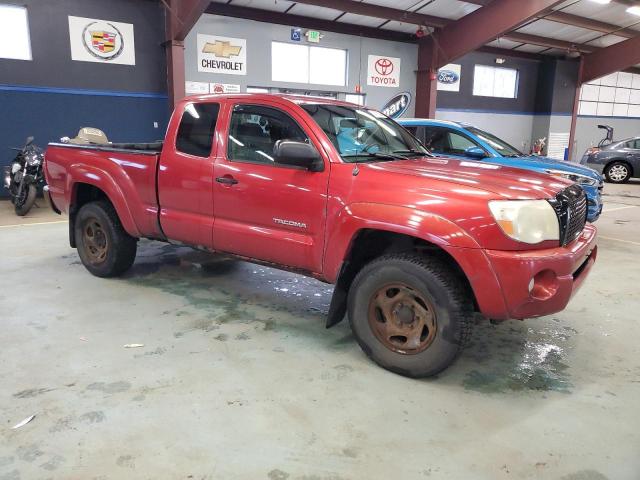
[0,0,169,197]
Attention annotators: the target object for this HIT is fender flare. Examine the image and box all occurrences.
[323,203,495,328]
[66,165,141,238]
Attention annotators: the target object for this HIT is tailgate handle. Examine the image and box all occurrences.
[216,176,238,185]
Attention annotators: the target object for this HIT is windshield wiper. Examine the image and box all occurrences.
[392,149,431,157]
[342,151,407,161]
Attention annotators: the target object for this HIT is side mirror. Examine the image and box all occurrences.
[273,140,323,172]
[464,146,486,159]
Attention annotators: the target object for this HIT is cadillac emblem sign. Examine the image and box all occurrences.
[82,21,124,61]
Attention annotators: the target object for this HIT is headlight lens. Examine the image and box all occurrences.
[546,169,598,187]
[488,200,559,244]
[27,154,41,166]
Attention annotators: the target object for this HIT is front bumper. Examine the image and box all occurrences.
[483,224,597,320]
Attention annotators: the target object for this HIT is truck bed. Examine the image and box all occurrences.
[48,141,163,154]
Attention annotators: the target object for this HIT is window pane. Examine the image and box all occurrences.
[0,5,31,60]
[272,42,309,83]
[309,46,346,86]
[473,65,518,98]
[345,94,365,106]
[612,103,628,117]
[493,68,517,98]
[473,66,494,97]
[176,103,220,157]
[227,105,309,164]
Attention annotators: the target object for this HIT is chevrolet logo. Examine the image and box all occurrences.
[202,41,242,58]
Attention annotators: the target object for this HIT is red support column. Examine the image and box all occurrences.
[567,58,583,162]
[415,38,438,118]
[166,39,185,109]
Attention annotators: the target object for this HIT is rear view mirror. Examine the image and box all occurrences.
[464,146,486,159]
[274,141,323,172]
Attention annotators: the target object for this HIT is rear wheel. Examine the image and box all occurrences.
[604,161,631,183]
[75,201,137,277]
[347,253,474,378]
[14,184,36,216]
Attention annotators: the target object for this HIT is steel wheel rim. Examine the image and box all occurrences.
[609,164,628,181]
[83,218,109,264]
[367,283,437,355]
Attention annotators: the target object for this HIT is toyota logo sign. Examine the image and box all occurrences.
[375,58,394,76]
[368,55,401,88]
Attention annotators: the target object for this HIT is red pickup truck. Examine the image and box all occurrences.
[44,94,597,378]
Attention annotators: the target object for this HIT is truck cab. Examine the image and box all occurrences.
[44,94,598,378]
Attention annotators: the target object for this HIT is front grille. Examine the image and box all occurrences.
[548,185,587,246]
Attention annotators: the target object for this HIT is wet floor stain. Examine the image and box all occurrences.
[13,387,55,399]
[458,321,574,394]
[121,241,334,342]
[560,470,609,480]
[86,381,131,394]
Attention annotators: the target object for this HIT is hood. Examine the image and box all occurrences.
[508,155,602,180]
[364,157,572,200]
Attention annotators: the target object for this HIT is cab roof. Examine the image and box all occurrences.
[182,92,362,109]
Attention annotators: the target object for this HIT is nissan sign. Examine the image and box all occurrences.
[381,92,411,119]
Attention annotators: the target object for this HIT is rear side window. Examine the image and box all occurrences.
[176,103,220,157]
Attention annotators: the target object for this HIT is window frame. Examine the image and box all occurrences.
[271,41,348,87]
[225,103,318,170]
[0,4,32,61]
[472,65,519,99]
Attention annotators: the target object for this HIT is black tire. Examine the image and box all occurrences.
[347,253,474,378]
[75,201,137,278]
[604,161,631,183]
[14,184,37,216]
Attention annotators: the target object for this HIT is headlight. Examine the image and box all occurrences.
[488,200,559,244]
[546,169,598,187]
[27,154,41,166]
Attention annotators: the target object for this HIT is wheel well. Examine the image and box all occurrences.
[326,229,478,328]
[605,159,634,176]
[68,183,112,248]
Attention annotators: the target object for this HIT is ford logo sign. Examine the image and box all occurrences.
[380,92,412,119]
[438,70,459,84]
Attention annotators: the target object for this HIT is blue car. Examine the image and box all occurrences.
[398,119,604,222]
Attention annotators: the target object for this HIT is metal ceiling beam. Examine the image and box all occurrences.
[205,3,415,43]
[165,0,211,41]
[504,32,596,53]
[581,33,640,83]
[427,0,566,69]
[288,0,448,28]
[465,0,640,38]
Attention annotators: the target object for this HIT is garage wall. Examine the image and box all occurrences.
[0,0,169,193]
[184,14,418,114]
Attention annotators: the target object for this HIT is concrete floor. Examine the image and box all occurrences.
[1,183,639,480]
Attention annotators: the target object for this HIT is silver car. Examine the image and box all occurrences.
[581,137,640,183]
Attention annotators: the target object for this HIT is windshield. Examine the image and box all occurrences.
[301,104,430,162]
[466,126,523,158]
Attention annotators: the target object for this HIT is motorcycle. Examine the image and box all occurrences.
[3,136,45,216]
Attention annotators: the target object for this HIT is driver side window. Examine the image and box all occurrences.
[227,104,309,164]
[424,127,479,156]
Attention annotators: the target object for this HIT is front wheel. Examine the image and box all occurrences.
[14,184,37,216]
[604,161,631,183]
[347,253,474,378]
[75,201,137,277]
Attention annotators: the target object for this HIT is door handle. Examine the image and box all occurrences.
[216,176,238,185]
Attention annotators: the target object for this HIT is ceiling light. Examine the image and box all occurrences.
[589,0,611,4]
[627,6,640,16]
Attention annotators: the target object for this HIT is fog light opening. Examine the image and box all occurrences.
[530,269,559,301]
